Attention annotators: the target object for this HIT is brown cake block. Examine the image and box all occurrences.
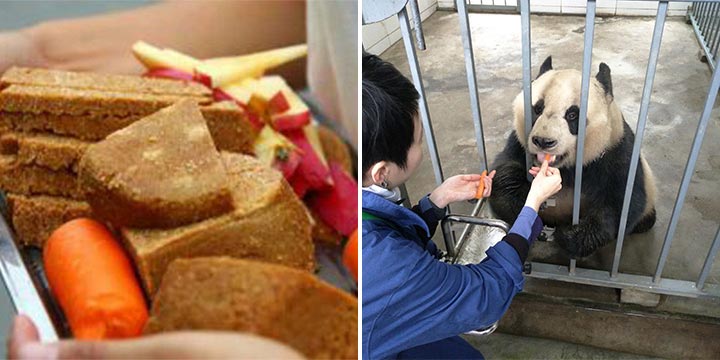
[0,85,210,117]
[145,257,358,360]
[0,155,82,199]
[0,131,17,155]
[13,132,89,172]
[6,194,92,247]
[121,153,315,297]
[0,67,211,97]
[1,101,256,147]
[1,111,142,141]
[79,100,233,229]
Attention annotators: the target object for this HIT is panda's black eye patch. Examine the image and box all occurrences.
[565,105,579,135]
[533,99,545,116]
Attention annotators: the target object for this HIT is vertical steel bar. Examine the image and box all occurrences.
[612,1,668,278]
[409,0,427,51]
[707,3,719,63]
[457,0,489,172]
[710,3,720,65]
[520,0,533,181]
[398,8,445,186]
[697,225,720,289]
[654,62,720,283]
[570,0,597,274]
[703,3,714,36]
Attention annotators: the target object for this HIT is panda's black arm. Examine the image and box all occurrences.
[488,159,532,225]
[553,204,620,258]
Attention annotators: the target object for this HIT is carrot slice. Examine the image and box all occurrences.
[545,154,551,162]
[43,218,148,339]
[343,229,358,282]
[475,170,488,199]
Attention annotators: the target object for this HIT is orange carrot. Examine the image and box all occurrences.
[43,218,148,339]
[475,170,488,199]
[545,154,551,162]
[343,229,358,281]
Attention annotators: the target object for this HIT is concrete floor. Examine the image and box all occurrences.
[381,11,720,285]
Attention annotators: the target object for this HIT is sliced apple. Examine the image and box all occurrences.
[254,125,302,178]
[307,163,358,236]
[132,41,200,74]
[288,170,312,198]
[143,68,195,82]
[284,128,333,190]
[195,44,307,88]
[267,92,291,114]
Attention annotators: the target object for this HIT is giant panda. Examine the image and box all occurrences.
[489,56,657,258]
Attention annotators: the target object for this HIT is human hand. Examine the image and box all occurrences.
[429,171,496,208]
[525,160,562,211]
[0,31,47,73]
[8,315,304,359]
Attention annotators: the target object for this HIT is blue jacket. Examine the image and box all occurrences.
[362,190,542,359]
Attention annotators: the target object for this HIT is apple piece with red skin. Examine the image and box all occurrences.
[272,111,311,132]
[267,91,291,114]
[254,126,303,179]
[195,44,307,88]
[306,163,358,236]
[143,68,196,82]
[283,128,333,190]
[132,41,200,74]
[288,170,312,198]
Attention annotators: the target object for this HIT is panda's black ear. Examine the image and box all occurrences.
[536,56,553,79]
[596,62,613,97]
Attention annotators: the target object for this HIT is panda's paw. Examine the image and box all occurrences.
[553,225,594,258]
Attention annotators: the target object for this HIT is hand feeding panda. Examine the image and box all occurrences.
[489,56,657,258]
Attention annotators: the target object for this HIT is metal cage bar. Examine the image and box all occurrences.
[697,225,720,289]
[520,0,533,181]
[654,62,720,283]
[569,0,597,274]
[398,8,445,186]
[457,0,490,172]
[611,1,668,278]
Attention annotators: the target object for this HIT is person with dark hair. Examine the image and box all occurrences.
[362,52,563,359]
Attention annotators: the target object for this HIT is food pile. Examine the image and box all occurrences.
[0,42,358,359]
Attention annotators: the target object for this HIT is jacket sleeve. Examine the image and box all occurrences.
[368,234,530,357]
[410,195,445,237]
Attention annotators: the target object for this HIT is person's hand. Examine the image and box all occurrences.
[525,160,562,211]
[8,315,304,359]
[0,31,48,73]
[429,171,496,208]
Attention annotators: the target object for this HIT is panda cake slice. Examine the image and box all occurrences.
[490,56,657,258]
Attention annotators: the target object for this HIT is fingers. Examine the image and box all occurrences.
[487,170,496,179]
[539,159,549,175]
[483,175,492,198]
[460,174,482,181]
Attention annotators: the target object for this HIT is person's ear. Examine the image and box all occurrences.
[370,161,389,186]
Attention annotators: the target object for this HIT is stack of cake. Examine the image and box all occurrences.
[0,67,257,247]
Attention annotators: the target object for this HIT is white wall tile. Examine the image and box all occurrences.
[563,0,586,7]
[562,6,586,14]
[366,37,392,56]
[531,4,562,13]
[616,0,658,10]
[616,8,657,16]
[437,0,455,9]
[362,22,386,49]
[533,0,561,5]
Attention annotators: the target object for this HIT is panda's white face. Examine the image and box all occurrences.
[512,60,625,169]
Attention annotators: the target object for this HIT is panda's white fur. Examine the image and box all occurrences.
[489,56,656,257]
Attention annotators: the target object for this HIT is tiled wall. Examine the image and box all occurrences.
[362,0,439,55]
[437,0,689,16]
